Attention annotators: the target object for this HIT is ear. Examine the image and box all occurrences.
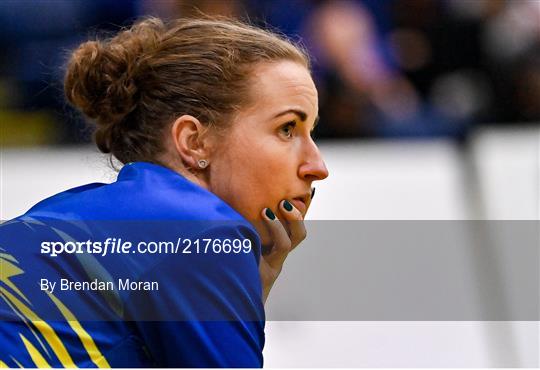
[170,115,211,169]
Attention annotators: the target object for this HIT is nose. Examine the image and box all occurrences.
[298,139,329,182]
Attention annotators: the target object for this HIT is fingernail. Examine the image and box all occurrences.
[283,200,293,212]
[265,208,276,220]
[311,187,316,200]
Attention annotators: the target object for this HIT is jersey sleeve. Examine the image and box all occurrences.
[125,223,266,367]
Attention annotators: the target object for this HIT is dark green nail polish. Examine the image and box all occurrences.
[283,200,293,212]
[265,208,276,220]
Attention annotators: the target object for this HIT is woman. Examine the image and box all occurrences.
[0,16,328,367]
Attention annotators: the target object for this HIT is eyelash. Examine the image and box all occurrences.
[279,121,317,140]
[280,121,296,139]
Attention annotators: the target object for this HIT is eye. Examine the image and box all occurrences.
[280,121,296,139]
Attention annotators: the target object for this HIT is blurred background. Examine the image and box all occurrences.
[0,0,539,145]
[0,0,538,367]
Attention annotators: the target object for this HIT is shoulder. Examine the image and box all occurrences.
[18,162,247,222]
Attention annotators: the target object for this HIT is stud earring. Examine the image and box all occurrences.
[197,159,208,169]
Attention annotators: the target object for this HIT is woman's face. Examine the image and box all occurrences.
[208,60,329,222]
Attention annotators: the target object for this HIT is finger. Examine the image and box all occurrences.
[278,200,307,249]
[261,208,292,269]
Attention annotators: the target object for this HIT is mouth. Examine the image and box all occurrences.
[291,193,310,215]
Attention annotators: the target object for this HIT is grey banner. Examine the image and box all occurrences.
[266,221,539,320]
[0,219,537,321]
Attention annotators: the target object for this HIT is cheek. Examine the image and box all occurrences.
[235,150,281,209]
[212,138,291,219]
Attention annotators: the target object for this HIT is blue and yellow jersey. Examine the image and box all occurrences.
[0,162,265,367]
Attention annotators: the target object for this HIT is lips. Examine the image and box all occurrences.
[291,196,308,215]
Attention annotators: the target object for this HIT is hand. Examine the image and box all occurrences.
[258,200,307,304]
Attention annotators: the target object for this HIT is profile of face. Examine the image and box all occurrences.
[207,60,329,224]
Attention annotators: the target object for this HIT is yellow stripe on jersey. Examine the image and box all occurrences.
[48,293,111,368]
[20,334,52,368]
[0,254,30,305]
[1,246,111,368]
[0,287,77,368]
[0,292,52,358]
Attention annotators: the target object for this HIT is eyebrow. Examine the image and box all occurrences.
[273,109,320,129]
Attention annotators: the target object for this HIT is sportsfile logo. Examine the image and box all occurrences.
[40,237,253,257]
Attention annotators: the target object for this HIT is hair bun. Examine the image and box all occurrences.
[64,38,141,152]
